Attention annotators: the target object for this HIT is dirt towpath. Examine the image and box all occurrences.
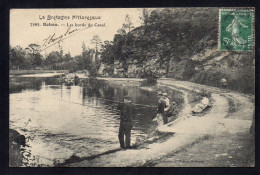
[154,79,255,167]
[64,78,254,167]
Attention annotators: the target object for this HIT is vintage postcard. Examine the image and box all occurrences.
[9,8,255,167]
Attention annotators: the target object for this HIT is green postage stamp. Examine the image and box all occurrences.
[219,9,254,51]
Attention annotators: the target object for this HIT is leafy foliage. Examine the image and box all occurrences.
[98,8,254,94]
[140,70,157,86]
[10,44,43,69]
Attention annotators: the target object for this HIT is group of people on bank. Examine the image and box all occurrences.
[156,92,176,126]
[118,91,176,149]
[118,90,211,149]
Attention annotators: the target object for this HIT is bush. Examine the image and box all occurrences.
[141,75,157,86]
[191,66,254,94]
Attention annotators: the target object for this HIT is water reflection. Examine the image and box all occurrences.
[9,77,43,93]
[10,77,160,167]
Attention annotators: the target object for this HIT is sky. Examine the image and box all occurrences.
[10,8,143,56]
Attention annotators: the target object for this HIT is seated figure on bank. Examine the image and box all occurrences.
[162,93,170,124]
[156,92,166,127]
[192,93,210,114]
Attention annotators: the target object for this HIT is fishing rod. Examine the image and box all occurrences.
[46,95,157,109]
[87,96,157,108]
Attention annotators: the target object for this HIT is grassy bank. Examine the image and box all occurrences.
[10,70,69,75]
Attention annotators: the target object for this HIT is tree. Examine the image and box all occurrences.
[58,43,63,60]
[81,49,94,70]
[139,8,150,27]
[9,45,26,69]
[63,52,72,61]
[45,51,61,69]
[26,44,41,54]
[82,42,86,52]
[25,44,43,68]
[32,53,43,67]
[117,28,126,35]
[111,15,136,76]
[148,10,161,25]
[100,40,116,65]
[90,35,102,62]
[122,14,135,33]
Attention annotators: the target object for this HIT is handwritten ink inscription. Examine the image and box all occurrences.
[42,26,81,47]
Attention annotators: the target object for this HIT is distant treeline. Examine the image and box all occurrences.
[9,42,100,76]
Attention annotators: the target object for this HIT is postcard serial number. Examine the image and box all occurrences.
[30,23,41,27]
[30,22,59,27]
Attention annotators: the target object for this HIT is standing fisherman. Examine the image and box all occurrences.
[118,96,136,149]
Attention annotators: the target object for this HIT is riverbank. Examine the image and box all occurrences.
[62,77,254,167]
[10,70,69,76]
[150,79,254,167]
[159,79,255,167]
[9,129,26,167]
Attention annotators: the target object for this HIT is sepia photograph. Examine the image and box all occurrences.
[9,8,255,167]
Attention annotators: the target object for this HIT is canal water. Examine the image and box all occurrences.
[10,77,162,167]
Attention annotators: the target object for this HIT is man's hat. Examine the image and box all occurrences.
[157,92,163,96]
[163,93,168,96]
